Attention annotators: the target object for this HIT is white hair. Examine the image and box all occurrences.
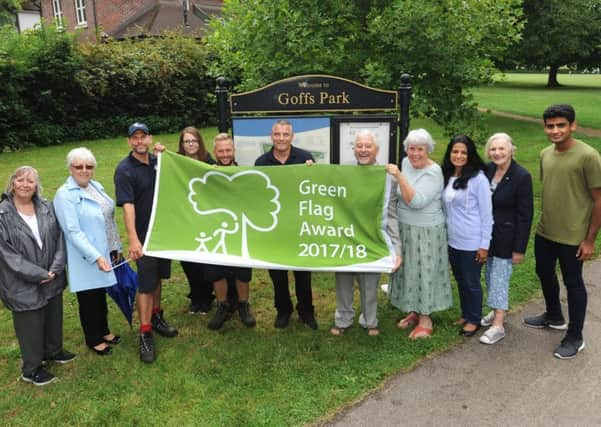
[403,129,435,153]
[354,129,378,146]
[485,133,516,159]
[66,147,97,169]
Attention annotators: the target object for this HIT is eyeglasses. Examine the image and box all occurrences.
[183,139,200,145]
[72,164,95,170]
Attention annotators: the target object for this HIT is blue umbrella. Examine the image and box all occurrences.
[107,260,138,327]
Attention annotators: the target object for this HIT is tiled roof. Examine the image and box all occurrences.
[111,0,222,39]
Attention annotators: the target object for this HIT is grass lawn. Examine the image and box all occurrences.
[470,73,601,129]
[1,116,600,426]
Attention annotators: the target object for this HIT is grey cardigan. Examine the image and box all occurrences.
[0,193,66,311]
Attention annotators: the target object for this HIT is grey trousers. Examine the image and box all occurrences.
[334,272,381,328]
[12,294,63,375]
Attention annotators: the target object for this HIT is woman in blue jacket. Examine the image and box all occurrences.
[442,135,493,337]
[54,148,121,356]
[480,133,533,344]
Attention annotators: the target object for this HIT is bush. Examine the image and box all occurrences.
[0,26,216,152]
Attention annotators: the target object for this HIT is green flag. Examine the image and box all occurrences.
[144,151,395,272]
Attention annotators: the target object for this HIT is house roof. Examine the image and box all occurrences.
[110,0,222,39]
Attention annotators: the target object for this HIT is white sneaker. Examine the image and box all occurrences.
[480,310,495,327]
[479,326,505,345]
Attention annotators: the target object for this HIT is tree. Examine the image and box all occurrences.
[208,0,522,137]
[0,0,22,27]
[517,0,601,87]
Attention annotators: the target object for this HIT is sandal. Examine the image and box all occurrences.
[330,326,350,336]
[367,327,380,337]
[397,312,418,329]
[409,325,433,339]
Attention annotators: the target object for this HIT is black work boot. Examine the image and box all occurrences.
[208,302,230,330]
[238,301,256,327]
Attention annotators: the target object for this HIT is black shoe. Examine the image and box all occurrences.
[274,312,291,329]
[151,310,178,337]
[299,312,318,330]
[47,350,76,364]
[554,337,585,359]
[139,332,155,363]
[91,345,112,356]
[103,335,121,345]
[523,312,567,330]
[208,302,230,330]
[21,367,56,386]
[189,301,211,315]
[459,324,481,337]
[238,301,256,327]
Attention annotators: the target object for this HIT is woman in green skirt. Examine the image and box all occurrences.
[386,129,452,338]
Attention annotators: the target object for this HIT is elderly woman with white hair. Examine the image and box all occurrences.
[479,133,533,344]
[386,129,453,338]
[54,147,122,356]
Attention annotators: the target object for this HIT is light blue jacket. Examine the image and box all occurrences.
[443,171,493,251]
[53,177,118,292]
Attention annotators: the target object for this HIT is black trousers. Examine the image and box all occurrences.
[268,270,314,315]
[76,288,110,348]
[13,293,63,375]
[535,234,587,340]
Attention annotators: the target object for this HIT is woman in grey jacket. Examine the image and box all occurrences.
[0,166,74,386]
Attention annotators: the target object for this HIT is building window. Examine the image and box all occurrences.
[74,0,87,26]
[52,0,64,28]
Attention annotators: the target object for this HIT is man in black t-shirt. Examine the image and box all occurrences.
[255,120,317,330]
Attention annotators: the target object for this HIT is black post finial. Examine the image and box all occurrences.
[397,73,412,164]
[215,77,229,133]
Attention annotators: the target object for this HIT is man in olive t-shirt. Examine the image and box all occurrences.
[523,104,601,360]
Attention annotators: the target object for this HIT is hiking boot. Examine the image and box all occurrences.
[21,367,56,386]
[523,312,567,330]
[46,350,76,364]
[238,301,256,327]
[480,310,495,327]
[139,332,155,363]
[151,310,178,337]
[274,312,291,329]
[208,302,230,330]
[553,337,585,359]
[299,312,318,330]
[479,326,506,345]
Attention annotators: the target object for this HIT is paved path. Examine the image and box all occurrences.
[478,108,601,138]
[325,260,601,427]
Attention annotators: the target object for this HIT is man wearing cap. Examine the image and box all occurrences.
[114,123,178,363]
[254,119,318,330]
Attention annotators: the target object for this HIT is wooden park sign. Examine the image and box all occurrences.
[230,74,398,114]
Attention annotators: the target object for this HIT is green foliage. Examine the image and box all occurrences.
[513,0,601,86]
[0,0,21,26]
[0,26,216,152]
[208,0,523,139]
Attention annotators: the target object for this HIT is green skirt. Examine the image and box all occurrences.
[389,222,452,314]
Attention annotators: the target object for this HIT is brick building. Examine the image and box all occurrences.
[40,0,222,42]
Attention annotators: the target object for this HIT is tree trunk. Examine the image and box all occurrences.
[547,65,561,88]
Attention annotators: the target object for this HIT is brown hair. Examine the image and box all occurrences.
[178,126,209,162]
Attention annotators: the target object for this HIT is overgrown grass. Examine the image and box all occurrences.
[1,116,600,426]
[471,73,601,129]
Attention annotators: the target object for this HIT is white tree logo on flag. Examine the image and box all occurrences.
[187,170,281,258]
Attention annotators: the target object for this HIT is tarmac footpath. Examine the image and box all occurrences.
[326,260,601,427]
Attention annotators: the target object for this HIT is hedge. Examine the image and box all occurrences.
[0,25,216,152]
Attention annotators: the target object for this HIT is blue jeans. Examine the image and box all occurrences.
[449,247,483,325]
[535,234,586,340]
